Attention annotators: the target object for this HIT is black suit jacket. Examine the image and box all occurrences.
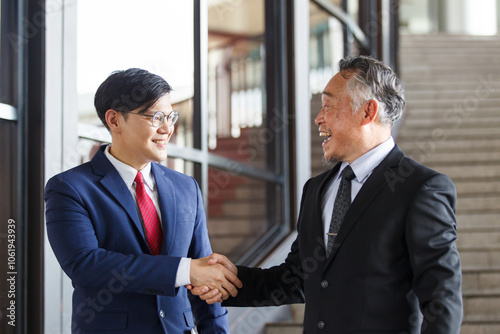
[225,146,463,333]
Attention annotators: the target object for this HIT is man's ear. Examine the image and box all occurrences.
[361,99,379,125]
[105,109,120,133]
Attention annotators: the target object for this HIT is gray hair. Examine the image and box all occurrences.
[339,56,405,126]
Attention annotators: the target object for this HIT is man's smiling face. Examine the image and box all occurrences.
[315,71,365,164]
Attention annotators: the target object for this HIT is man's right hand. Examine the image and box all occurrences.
[189,253,243,301]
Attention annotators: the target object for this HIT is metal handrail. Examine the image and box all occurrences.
[0,103,17,121]
[311,0,370,52]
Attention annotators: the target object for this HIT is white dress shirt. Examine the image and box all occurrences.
[104,145,191,287]
[321,137,395,247]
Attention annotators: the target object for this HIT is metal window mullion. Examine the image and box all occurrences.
[194,0,209,203]
[0,103,18,121]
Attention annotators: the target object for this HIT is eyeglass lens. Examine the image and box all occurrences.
[152,111,178,128]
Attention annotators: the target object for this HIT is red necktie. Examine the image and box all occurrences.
[134,171,163,255]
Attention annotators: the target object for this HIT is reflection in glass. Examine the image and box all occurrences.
[207,167,281,262]
[76,0,195,150]
[309,1,345,94]
[309,1,345,176]
[207,0,271,171]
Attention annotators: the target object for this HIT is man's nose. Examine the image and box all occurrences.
[314,108,324,126]
[158,118,173,134]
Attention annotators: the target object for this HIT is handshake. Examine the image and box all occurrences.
[188,253,242,304]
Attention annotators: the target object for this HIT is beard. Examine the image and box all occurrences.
[322,153,339,166]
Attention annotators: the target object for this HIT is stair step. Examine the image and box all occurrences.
[457,231,500,248]
[455,181,500,196]
[461,323,500,334]
[463,269,500,293]
[409,152,500,166]
[406,98,500,109]
[397,138,500,153]
[460,249,500,270]
[265,323,303,334]
[427,165,500,180]
[399,132,500,142]
[399,34,500,333]
[463,293,500,318]
[463,315,500,324]
[458,214,500,230]
[403,118,500,129]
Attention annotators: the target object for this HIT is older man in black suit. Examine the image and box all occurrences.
[191,56,463,333]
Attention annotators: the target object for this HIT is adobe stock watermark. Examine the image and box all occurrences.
[385,73,498,192]
[208,108,294,199]
[71,268,135,334]
[6,219,17,327]
[7,0,69,53]
[407,73,497,164]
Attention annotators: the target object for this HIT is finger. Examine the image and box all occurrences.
[219,265,243,289]
[199,289,221,302]
[189,285,209,296]
[209,254,238,276]
[215,283,231,300]
[207,254,220,266]
[205,294,223,304]
[220,280,238,298]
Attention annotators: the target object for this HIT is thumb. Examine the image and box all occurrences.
[207,253,220,265]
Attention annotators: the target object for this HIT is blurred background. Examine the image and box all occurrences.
[1,0,500,333]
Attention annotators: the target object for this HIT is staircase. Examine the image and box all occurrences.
[398,34,500,333]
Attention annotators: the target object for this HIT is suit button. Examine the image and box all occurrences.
[317,321,325,329]
[321,280,328,288]
[159,310,165,318]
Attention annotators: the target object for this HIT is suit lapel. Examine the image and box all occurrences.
[152,163,176,255]
[325,146,405,266]
[91,146,148,247]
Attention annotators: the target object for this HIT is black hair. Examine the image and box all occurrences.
[94,68,172,130]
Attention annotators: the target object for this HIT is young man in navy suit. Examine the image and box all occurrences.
[192,56,463,333]
[45,68,242,333]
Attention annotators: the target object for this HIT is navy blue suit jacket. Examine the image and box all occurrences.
[45,145,229,333]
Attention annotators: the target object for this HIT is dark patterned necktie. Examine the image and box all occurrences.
[135,172,163,255]
[326,166,355,257]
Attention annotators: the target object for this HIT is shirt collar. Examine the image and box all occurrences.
[337,136,395,183]
[104,145,154,191]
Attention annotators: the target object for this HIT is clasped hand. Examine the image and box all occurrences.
[188,253,242,304]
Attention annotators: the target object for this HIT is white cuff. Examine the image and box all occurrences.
[175,257,191,287]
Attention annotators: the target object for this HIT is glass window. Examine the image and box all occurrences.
[0,0,18,107]
[77,0,195,151]
[207,167,282,262]
[73,0,290,264]
[309,1,345,176]
[206,0,289,262]
[309,1,344,94]
[207,0,267,171]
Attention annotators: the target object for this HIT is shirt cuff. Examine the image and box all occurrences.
[175,257,191,287]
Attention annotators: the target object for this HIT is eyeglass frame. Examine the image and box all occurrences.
[118,110,179,128]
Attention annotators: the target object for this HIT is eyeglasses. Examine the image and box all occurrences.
[119,110,179,128]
